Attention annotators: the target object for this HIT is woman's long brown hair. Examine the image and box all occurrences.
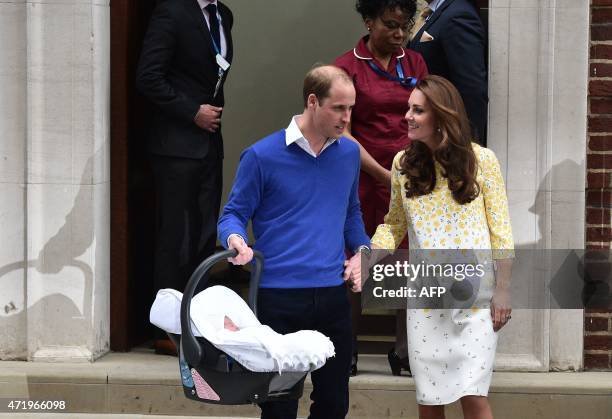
[399,75,480,204]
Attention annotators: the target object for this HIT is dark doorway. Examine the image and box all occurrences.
[110,0,157,351]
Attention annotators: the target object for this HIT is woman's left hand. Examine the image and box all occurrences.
[491,288,512,332]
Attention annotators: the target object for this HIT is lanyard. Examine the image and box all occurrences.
[367,59,417,89]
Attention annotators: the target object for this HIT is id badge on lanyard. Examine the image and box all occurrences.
[211,38,230,99]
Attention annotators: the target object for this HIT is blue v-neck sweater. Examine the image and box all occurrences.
[218,129,370,288]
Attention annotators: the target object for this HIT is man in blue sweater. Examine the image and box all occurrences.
[217,65,371,419]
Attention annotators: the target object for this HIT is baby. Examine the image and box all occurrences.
[224,316,239,331]
[150,286,335,373]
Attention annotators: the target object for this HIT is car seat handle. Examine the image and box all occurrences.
[180,248,264,366]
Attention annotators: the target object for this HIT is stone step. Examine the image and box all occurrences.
[0,415,250,419]
[0,351,610,419]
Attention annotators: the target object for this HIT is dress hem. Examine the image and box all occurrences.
[417,390,489,406]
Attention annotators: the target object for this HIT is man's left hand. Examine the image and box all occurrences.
[344,253,362,293]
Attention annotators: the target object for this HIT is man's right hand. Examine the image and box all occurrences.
[227,234,253,265]
[194,104,223,132]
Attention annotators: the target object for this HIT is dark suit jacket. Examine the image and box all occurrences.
[136,0,233,159]
[409,0,487,143]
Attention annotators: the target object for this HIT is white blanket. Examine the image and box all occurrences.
[149,286,335,373]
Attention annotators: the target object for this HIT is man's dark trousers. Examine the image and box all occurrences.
[257,284,352,419]
[149,139,223,340]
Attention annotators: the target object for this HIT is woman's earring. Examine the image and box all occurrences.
[367,26,371,31]
[437,128,441,132]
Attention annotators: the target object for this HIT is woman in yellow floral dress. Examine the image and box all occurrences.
[370,75,514,419]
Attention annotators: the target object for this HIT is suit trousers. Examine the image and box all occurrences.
[150,148,222,338]
[257,284,352,419]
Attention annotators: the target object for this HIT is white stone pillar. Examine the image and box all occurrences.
[0,0,27,360]
[23,0,110,362]
[489,0,588,370]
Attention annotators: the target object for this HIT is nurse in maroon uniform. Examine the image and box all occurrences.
[335,0,428,376]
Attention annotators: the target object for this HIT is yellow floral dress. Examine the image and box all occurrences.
[371,143,514,405]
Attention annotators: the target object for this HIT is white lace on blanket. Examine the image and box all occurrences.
[149,286,335,373]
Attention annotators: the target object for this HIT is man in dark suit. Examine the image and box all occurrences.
[136,0,233,354]
[409,0,488,144]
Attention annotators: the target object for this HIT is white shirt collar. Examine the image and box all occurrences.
[427,0,446,13]
[286,115,337,158]
[197,0,218,8]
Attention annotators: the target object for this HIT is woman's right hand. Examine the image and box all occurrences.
[342,130,391,189]
[374,167,392,189]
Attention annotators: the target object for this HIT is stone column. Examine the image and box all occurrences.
[489,0,588,370]
[0,0,110,362]
[0,0,27,360]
